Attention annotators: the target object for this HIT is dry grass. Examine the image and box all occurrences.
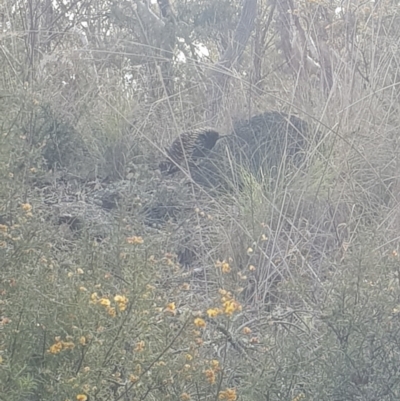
[1,1,400,400]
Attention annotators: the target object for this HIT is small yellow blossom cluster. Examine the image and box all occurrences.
[165,302,176,315]
[205,290,242,320]
[126,236,144,244]
[215,259,231,273]
[180,393,191,401]
[21,203,33,216]
[48,337,75,354]
[0,223,23,247]
[204,359,221,384]
[204,368,215,384]
[114,295,129,311]
[129,374,139,383]
[79,336,87,345]
[76,395,88,401]
[91,293,129,316]
[219,289,242,316]
[194,317,206,328]
[292,394,305,401]
[242,326,252,335]
[206,308,221,318]
[162,252,178,267]
[134,340,145,352]
[218,388,237,401]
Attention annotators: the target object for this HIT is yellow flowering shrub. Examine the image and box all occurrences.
[194,318,206,328]
[218,388,237,401]
[126,236,144,244]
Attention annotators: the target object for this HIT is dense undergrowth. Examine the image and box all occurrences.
[1,1,400,401]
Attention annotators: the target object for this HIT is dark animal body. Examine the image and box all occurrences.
[159,128,221,175]
[189,111,310,191]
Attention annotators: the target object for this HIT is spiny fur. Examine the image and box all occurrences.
[159,128,222,175]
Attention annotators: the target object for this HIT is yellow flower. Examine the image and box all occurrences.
[76,268,84,275]
[47,339,75,353]
[194,318,206,328]
[61,341,75,350]
[204,368,216,384]
[90,292,98,302]
[76,395,88,401]
[78,336,86,345]
[0,224,8,232]
[207,308,221,318]
[114,295,126,302]
[222,300,242,316]
[114,295,128,311]
[215,260,231,273]
[48,341,63,354]
[165,302,176,313]
[242,327,252,335]
[222,262,230,273]
[134,341,145,352]
[126,236,144,244]
[21,203,32,212]
[185,354,193,361]
[211,359,221,372]
[129,374,139,383]
[99,297,111,307]
[79,287,87,292]
[180,393,191,401]
[218,388,237,401]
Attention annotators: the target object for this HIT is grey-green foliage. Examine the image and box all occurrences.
[31,105,86,170]
[239,245,400,401]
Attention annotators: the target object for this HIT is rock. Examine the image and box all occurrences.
[190,111,310,191]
